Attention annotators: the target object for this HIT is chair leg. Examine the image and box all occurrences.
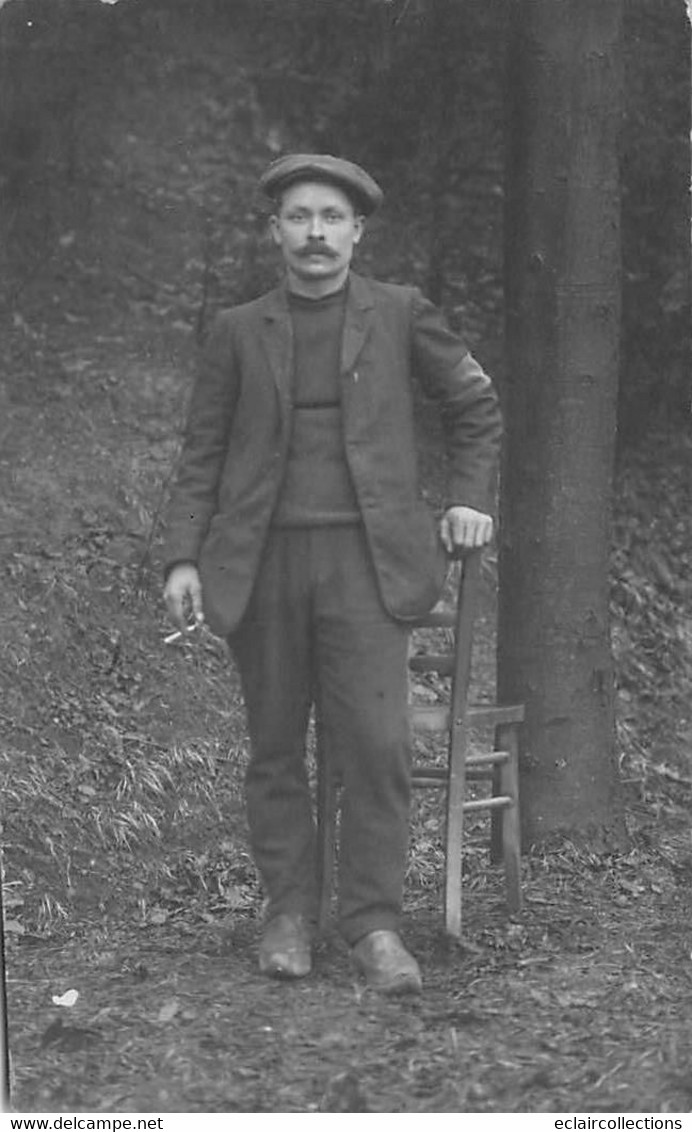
[490,754,503,867]
[444,722,468,938]
[497,723,522,913]
[315,734,337,935]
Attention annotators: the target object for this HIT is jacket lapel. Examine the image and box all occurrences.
[260,273,374,401]
[261,287,293,411]
[341,273,374,375]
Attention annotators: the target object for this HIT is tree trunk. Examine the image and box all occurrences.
[425,0,458,307]
[499,0,626,846]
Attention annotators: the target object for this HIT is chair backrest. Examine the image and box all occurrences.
[408,546,484,735]
[449,547,483,729]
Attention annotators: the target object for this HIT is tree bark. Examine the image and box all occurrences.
[499,0,626,846]
[425,0,458,307]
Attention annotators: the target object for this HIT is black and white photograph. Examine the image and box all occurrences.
[0,0,691,1118]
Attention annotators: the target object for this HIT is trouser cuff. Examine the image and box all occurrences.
[339,911,401,947]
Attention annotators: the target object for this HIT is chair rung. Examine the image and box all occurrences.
[412,766,446,781]
[407,609,456,629]
[410,705,450,731]
[410,703,525,731]
[412,772,506,788]
[463,795,513,812]
[483,703,525,724]
[412,776,445,789]
[409,654,454,676]
[412,750,510,785]
[467,750,510,768]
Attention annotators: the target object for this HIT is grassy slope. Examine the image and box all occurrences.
[0,11,260,929]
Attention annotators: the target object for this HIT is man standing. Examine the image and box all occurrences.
[163,154,502,996]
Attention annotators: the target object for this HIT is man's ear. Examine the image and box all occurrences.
[353,216,365,245]
[269,214,281,245]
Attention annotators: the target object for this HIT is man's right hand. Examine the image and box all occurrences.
[163,562,205,634]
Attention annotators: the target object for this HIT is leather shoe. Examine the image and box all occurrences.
[258,912,312,979]
[351,930,422,995]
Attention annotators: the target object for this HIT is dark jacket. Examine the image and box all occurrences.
[162,272,502,636]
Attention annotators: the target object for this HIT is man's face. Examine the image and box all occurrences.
[270,180,364,294]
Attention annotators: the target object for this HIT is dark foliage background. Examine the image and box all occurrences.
[0,0,689,428]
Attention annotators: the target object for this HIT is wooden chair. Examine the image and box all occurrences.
[315,547,524,937]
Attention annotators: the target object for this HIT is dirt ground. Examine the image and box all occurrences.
[2,5,692,1114]
[6,794,692,1113]
[6,876,692,1115]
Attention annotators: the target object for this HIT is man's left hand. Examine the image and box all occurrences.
[440,506,494,553]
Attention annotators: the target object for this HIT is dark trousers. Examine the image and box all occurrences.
[229,525,412,944]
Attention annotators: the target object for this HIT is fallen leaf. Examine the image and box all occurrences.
[52,989,79,1007]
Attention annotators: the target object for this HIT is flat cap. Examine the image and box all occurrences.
[260,153,384,216]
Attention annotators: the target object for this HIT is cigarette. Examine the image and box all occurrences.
[163,623,200,645]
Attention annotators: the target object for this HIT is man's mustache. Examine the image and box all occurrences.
[296,242,338,258]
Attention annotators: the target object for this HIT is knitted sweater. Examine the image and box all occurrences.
[272,285,361,526]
